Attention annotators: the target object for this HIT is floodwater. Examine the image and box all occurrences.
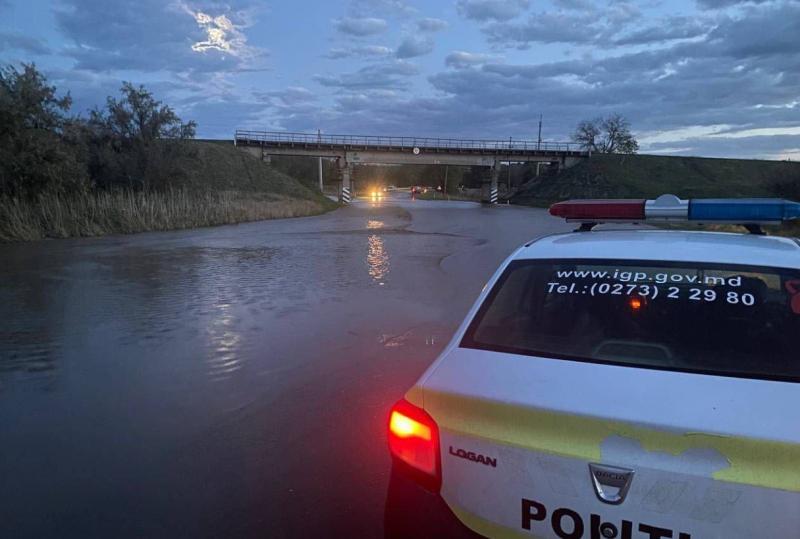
[0,192,570,538]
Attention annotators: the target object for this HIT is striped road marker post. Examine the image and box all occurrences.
[341,186,352,204]
[490,187,499,204]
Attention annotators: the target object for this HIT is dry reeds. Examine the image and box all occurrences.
[0,189,330,241]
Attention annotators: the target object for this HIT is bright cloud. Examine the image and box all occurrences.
[190,11,245,54]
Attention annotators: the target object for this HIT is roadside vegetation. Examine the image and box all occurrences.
[0,64,334,242]
[1,189,325,241]
[512,153,800,205]
[512,153,800,236]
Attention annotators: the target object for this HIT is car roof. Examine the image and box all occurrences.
[518,229,800,268]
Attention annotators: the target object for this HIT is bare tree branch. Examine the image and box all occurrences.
[572,113,638,154]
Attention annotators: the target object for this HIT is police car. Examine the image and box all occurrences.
[386,196,800,539]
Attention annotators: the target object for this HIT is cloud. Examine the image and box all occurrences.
[456,0,530,22]
[445,51,502,68]
[188,11,247,55]
[484,3,729,48]
[348,0,417,17]
[706,3,800,58]
[263,1,800,159]
[180,94,270,134]
[260,86,317,106]
[55,0,265,74]
[696,0,771,9]
[0,32,51,55]
[395,36,434,58]
[484,11,606,45]
[326,45,392,59]
[334,17,388,36]
[273,1,800,154]
[552,0,595,10]
[644,133,800,159]
[614,16,712,46]
[314,61,419,90]
[417,17,448,32]
[39,0,797,158]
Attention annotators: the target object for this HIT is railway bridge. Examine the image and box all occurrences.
[234,130,589,203]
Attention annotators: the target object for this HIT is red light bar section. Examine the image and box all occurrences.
[549,199,646,221]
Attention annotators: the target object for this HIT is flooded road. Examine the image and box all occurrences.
[0,193,571,538]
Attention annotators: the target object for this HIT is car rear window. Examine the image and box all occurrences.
[461,259,800,382]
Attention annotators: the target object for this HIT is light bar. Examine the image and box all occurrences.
[689,199,800,222]
[549,199,645,221]
[550,194,800,225]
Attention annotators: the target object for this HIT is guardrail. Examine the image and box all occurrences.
[234,130,583,153]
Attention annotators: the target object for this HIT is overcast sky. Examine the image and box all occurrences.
[1,0,799,159]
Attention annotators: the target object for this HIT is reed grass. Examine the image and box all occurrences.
[0,189,331,241]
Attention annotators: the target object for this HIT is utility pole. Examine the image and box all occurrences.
[317,129,323,192]
[537,113,542,150]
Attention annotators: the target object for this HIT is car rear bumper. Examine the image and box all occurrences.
[384,463,485,539]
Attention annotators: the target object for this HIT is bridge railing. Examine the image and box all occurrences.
[234,130,583,153]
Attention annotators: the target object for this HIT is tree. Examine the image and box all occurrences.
[572,119,601,153]
[89,82,196,143]
[572,114,639,154]
[87,82,196,190]
[0,63,88,197]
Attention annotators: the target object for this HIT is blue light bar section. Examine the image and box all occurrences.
[688,199,800,222]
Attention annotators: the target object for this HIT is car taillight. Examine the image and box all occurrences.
[388,399,441,491]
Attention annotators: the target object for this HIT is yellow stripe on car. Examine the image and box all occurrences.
[423,388,800,493]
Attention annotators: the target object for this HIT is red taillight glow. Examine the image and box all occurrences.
[549,199,646,221]
[388,399,440,489]
[390,411,431,441]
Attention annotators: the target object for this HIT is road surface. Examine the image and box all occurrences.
[0,192,571,538]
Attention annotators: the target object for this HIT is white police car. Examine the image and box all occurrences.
[386,196,800,539]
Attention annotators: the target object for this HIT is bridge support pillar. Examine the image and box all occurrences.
[339,160,352,204]
[489,160,500,204]
[318,157,324,192]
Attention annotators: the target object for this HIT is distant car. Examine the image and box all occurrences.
[386,195,800,538]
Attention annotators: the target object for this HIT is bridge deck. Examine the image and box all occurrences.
[235,130,587,157]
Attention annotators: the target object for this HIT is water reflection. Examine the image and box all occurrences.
[367,234,389,284]
[206,301,242,381]
[367,220,384,230]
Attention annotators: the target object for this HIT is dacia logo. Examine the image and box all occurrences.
[448,445,497,467]
[589,463,634,505]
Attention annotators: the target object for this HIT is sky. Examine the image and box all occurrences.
[1,0,799,159]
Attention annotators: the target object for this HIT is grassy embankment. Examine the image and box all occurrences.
[0,141,337,241]
[512,154,800,236]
